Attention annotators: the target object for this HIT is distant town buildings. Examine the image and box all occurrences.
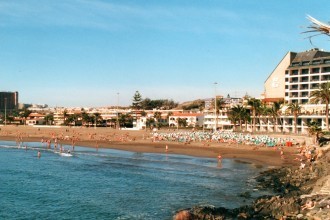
[3,48,330,135]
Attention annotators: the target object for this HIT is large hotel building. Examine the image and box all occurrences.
[263,48,330,134]
[0,91,19,111]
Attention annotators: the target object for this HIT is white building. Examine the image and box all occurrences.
[261,48,330,134]
[169,113,204,128]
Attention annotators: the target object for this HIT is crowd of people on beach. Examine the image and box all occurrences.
[151,130,296,148]
[3,128,324,165]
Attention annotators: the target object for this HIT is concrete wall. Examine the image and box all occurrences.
[264,52,293,99]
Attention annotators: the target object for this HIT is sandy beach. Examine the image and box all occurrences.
[0,125,304,167]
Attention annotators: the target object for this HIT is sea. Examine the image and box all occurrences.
[0,140,273,219]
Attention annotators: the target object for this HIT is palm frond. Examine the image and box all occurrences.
[305,15,330,36]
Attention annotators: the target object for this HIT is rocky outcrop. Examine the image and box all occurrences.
[174,148,330,220]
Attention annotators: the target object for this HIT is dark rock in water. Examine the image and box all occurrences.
[175,146,330,219]
[239,191,251,199]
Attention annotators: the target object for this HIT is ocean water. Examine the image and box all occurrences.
[0,140,271,219]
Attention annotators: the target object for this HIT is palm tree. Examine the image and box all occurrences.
[307,120,323,144]
[81,111,90,126]
[247,98,261,133]
[286,102,301,134]
[154,111,162,128]
[310,82,330,131]
[20,108,32,125]
[304,16,330,41]
[268,100,284,133]
[257,103,272,132]
[93,113,102,127]
[228,105,247,131]
[44,113,54,125]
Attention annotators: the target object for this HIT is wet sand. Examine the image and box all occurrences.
[0,125,302,167]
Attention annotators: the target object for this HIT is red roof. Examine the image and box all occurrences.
[172,113,203,117]
[262,98,284,103]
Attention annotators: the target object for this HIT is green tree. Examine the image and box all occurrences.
[119,113,133,128]
[44,113,54,125]
[310,82,330,131]
[307,120,323,144]
[146,117,155,129]
[20,108,32,125]
[81,111,91,126]
[269,101,284,132]
[93,113,102,127]
[132,91,143,110]
[247,98,261,133]
[286,102,301,134]
[228,105,248,131]
[177,118,187,128]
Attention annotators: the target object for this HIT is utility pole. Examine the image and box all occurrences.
[94,114,97,130]
[4,98,7,126]
[214,82,218,132]
[117,92,120,129]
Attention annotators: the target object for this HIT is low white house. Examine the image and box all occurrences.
[26,113,45,125]
[169,113,204,128]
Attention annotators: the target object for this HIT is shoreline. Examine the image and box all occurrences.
[0,126,302,167]
[3,126,329,219]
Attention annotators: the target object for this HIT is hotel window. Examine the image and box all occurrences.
[312,68,320,73]
[302,99,308,104]
[291,84,298,89]
[301,69,309,74]
[322,67,330,73]
[322,75,330,81]
[311,83,319,89]
[302,62,309,66]
[300,85,309,90]
[300,77,308,82]
[291,77,298,83]
[301,92,308,97]
[311,76,319,81]
[298,119,302,125]
[292,70,299,75]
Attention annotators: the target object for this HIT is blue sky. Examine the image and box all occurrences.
[1,0,330,107]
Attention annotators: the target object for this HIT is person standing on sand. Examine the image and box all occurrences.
[165,145,168,152]
[280,149,285,160]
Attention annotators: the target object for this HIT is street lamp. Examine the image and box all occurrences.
[214,82,218,132]
[116,92,120,129]
[4,98,7,126]
[94,114,97,130]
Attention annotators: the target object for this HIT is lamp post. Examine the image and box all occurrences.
[214,82,218,132]
[94,114,97,130]
[4,98,7,126]
[117,92,120,129]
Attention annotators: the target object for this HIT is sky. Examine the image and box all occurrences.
[1,0,330,107]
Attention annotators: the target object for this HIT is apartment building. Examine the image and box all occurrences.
[262,48,330,133]
[0,91,19,111]
[285,48,330,105]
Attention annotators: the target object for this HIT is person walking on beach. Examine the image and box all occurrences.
[217,153,222,162]
[165,145,168,152]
